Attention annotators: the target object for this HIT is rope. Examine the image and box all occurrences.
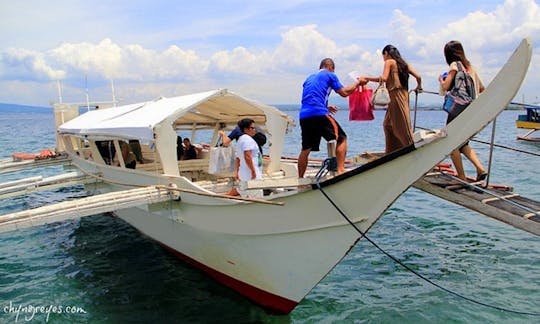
[314,159,540,316]
[414,125,540,158]
[470,139,540,157]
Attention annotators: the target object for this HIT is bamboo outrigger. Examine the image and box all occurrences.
[0,154,70,174]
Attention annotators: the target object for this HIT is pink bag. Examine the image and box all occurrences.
[349,86,374,121]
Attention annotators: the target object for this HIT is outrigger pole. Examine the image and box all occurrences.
[0,186,175,234]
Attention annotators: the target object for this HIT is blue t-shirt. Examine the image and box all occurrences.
[227,127,243,141]
[300,69,344,120]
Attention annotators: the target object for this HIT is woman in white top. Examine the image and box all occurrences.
[439,40,487,182]
[225,118,263,197]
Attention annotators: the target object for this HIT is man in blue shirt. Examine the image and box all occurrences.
[219,125,266,154]
[298,58,366,177]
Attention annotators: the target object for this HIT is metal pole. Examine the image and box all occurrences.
[411,90,419,130]
[85,75,90,111]
[111,79,117,107]
[56,80,63,103]
[485,117,497,187]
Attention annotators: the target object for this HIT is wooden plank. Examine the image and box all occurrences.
[481,194,520,204]
[413,178,540,236]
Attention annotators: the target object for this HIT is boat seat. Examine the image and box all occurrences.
[178,158,210,172]
[135,158,212,174]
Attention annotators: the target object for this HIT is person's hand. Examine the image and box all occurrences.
[251,169,256,179]
[356,77,368,86]
[328,105,338,114]
[415,86,423,93]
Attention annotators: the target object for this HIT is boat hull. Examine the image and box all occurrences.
[114,202,367,313]
[516,120,540,129]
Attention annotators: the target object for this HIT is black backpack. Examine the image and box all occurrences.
[443,61,476,118]
[252,132,267,152]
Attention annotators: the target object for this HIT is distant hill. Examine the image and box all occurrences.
[0,103,51,113]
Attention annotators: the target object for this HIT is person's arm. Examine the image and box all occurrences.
[408,65,422,92]
[439,69,457,91]
[336,77,367,97]
[364,60,392,84]
[474,70,485,94]
[219,130,233,146]
[243,150,256,179]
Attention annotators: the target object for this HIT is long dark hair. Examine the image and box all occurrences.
[382,45,409,90]
[444,40,471,69]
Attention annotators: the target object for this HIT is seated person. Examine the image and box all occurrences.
[219,123,267,154]
[96,140,115,165]
[183,138,198,160]
[176,135,184,160]
[129,139,144,163]
[119,140,137,169]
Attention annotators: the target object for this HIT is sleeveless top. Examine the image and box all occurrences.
[386,65,403,92]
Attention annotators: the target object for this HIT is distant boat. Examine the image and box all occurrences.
[516,104,540,141]
[0,38,532,314]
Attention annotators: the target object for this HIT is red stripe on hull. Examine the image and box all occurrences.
[159,243,298,314]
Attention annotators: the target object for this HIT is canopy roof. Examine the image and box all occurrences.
[58,89,292,142]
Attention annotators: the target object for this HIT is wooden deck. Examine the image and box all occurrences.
[413,173,540,236]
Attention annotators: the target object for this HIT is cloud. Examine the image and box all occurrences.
[210,47,270,76]
[370,0,540,97]
[1,48,66,80]
[273,25,339,69]
[46,39,210,81]
[1,0,540,106]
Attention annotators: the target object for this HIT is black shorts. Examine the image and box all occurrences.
[300,115,347,151]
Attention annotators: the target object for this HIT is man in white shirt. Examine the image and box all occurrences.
[226,118,263,197]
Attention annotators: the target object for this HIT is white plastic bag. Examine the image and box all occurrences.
[208,145,236,176]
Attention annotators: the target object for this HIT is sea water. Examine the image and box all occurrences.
[0,107,539,323]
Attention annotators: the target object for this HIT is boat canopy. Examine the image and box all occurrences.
[58,89,292,142]
[58,89,294,174]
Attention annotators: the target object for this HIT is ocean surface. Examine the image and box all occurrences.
[0,105,539,323]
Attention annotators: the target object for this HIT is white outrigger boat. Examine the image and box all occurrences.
[0,39,532,313]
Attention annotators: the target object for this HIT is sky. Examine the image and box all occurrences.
[1,0,540,107]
